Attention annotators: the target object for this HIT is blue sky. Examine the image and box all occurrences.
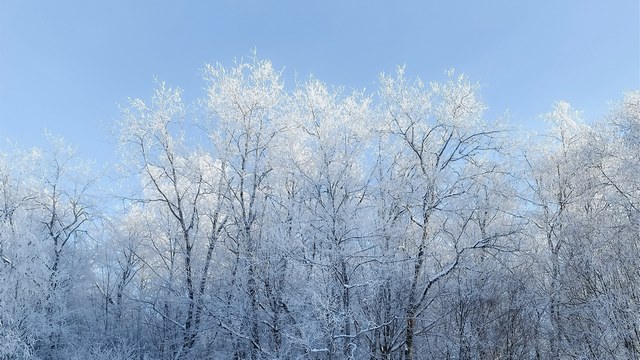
[1,1,638,164]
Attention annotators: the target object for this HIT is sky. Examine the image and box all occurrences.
[1,1,638,165]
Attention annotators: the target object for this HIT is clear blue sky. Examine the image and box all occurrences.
[1,1,638,164]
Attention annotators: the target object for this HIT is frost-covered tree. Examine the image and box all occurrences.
[0,136,98,359]
[202,57,286,359]
[282,78,376,358]
[117,83,228,358]
[377,68,517,359]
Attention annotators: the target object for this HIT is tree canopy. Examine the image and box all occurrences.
[1,58,638,359]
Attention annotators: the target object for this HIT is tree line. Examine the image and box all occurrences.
[0,58,638,359]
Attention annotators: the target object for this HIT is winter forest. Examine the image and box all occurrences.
[1,58,639,359]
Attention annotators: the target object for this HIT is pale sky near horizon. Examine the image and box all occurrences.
[1,1,638,165]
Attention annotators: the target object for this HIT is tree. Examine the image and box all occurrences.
[520,102,595,357]
[118,82,227,357]
[283,77,375,358]
[586,91,640,358]
[378,67,515,359]
[37,135,96,355]
[0,147,40,359]
[0,135,98,359]
[202,56,285,359]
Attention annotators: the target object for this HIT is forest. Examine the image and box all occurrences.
[0,58,639,359]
